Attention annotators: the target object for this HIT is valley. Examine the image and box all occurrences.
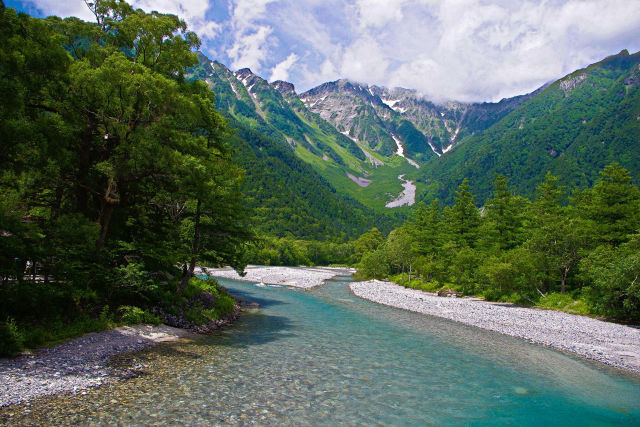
[2,1,640,424]
[191,49,640,211]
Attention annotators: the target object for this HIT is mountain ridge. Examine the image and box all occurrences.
[191,49,640,212]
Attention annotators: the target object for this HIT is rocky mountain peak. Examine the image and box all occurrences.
[234,68,255,79]
[271,80,296,97]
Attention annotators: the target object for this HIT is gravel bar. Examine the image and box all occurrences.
[0,325,195,407]
[204,265,355,289]
[350,280,640,374]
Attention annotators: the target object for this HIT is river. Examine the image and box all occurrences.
[6,275,640,425]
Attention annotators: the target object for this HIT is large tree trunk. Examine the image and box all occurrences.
[561,267,569,294]
[96,202,115,249]
[178,198,201,294]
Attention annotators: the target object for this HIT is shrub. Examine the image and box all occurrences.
[118,306,162,325]
[0,318,24,357]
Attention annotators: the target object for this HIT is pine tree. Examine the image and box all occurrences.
[446,179,480,247]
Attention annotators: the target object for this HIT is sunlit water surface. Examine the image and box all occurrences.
[4,275,640,425]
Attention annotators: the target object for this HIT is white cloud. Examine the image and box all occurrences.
[225,0,277,73]
[14,0,640,102]
[338,36,390,84]
[354,0,403,29]
[20,1,219,41]
[20,0,95,20]
[328,0,640,101]
[269,53,299,82]
[131,0,219,41]
[227,25,273,72]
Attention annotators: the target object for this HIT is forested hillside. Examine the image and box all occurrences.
[190,54,426,212]
[228,120,397,240]
[417,50,640,205]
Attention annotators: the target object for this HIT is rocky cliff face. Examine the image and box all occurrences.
[299,79,535,158]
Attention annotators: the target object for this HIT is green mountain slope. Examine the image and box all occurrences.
[190,53,420,212]
[227,120,397,240]
[417,50,640,205]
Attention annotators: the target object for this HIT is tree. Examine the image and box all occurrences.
[580,235,640,320]
[356,249,390,280]
[482,175,527,251]
[408,200,443,256]
[527,172,587,294]
[445,179,480,247]
[385,227,415,281]
[577,162,640,248]
[0,1,252,320]
[353,227,384,263]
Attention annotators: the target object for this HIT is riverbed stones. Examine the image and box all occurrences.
[204,265,355,289]
[0,325,195,407]
[350,280,640,374]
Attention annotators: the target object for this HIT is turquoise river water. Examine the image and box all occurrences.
[5,274,640,425]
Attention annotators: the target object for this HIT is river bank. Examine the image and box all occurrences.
[1,266,342,409]
[0,325,198,408]
[350,280,640,374]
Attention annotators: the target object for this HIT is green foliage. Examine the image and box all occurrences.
[580,236,640,321]
[535,293,592,316]
[444,179,480,247]
[354,164,640,321]
[576,162,640,248]
[355,249,390,280]
[0,318,24,357]
[179,277,236,322]
[0,1,251,347]
[117,306,162,325]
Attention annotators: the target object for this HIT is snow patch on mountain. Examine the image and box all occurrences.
[428,141,442,157]
[340,130,357,142]
[406,158,420,169]
[392,135,405,157]
[381,98,401,109]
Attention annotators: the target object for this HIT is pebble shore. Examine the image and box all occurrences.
[204,265,355,289]
[0,325,194,407]
[350,280,640,374]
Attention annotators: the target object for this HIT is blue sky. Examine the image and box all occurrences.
[7,0,640,102]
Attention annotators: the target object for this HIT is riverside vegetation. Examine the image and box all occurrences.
[0,1,250,356]
[1,0,639,358]
[354,164,640,322]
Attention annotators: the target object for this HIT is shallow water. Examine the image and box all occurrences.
[4,275,640,425]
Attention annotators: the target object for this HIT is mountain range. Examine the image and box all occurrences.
[188,49,640,227]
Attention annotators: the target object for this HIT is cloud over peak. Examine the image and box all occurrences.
[11,0,640,102]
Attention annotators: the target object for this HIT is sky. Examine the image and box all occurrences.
[7,0,640,102]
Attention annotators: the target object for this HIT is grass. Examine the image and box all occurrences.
[534,292,593,316]
[387,274,598,318]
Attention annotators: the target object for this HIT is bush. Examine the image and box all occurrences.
[22,316,114,348]
[214,293,236,317]
[0,318,24,357]
[117,306,162,325]
[536,292,592,316]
